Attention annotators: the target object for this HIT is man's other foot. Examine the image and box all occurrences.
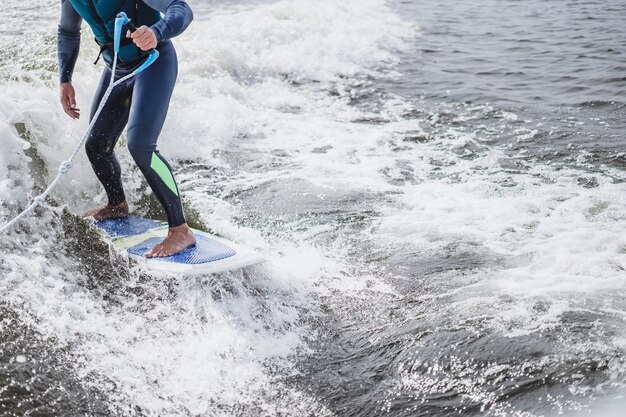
[145,223,197,258]
[83,201,129,221]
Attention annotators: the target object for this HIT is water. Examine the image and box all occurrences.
[1,0,625,416]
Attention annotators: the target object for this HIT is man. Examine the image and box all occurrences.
[57,0,195,258]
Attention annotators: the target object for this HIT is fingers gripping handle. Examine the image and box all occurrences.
[125,21,139,33]
[114,12,159,76]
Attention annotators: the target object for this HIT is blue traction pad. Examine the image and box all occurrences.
[96,216,237,265]
[127,234,236,264]
[97,216,164,237]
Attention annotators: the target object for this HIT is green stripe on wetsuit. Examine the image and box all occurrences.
[150,152,179,196]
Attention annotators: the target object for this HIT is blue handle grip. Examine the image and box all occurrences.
[114,12,130,53]
[115,12,159,75]
[133,50,160,75]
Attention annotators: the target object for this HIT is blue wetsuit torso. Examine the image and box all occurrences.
[57,0,193,227]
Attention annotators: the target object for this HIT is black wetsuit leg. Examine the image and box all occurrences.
[84,40,186,227]
[85,67,132,206]
[127,41,185,227]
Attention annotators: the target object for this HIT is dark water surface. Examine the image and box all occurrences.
[387,0,626,172]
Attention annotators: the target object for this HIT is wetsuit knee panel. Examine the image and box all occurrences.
[85,135,115,159]
[126,138,154,167]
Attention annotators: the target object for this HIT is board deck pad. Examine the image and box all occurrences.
[95,216,265,274]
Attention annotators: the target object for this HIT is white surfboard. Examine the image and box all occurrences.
[95,216,265,275]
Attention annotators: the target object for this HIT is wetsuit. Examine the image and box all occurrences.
[57,0,193,227]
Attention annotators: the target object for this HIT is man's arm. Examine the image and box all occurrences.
[58,0,82,84]
[58,0,82,119]
[143,0,194,43]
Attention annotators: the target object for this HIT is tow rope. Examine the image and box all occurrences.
[0,12,159,235]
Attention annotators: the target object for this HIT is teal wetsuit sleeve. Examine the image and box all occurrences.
[58,0,82,84]
[143,0,194,43]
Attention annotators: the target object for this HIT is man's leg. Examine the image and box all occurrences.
[127,41,195,257]
[83,68,133,219]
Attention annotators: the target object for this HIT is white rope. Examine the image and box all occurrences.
[0,51,137,235]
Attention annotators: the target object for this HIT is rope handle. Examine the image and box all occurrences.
[116,12,160,77]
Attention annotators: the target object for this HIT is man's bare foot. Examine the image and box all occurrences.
[145,223,197,258]
[83,201,129,221]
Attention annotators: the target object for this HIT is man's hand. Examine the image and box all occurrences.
[128,26,158,51]
[60,83,80,119]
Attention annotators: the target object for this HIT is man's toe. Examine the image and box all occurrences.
[145,246,159,257]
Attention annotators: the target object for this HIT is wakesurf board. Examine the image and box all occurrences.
[95,216,265,274]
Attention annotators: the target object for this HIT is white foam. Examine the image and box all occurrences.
[372,128,626,337]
